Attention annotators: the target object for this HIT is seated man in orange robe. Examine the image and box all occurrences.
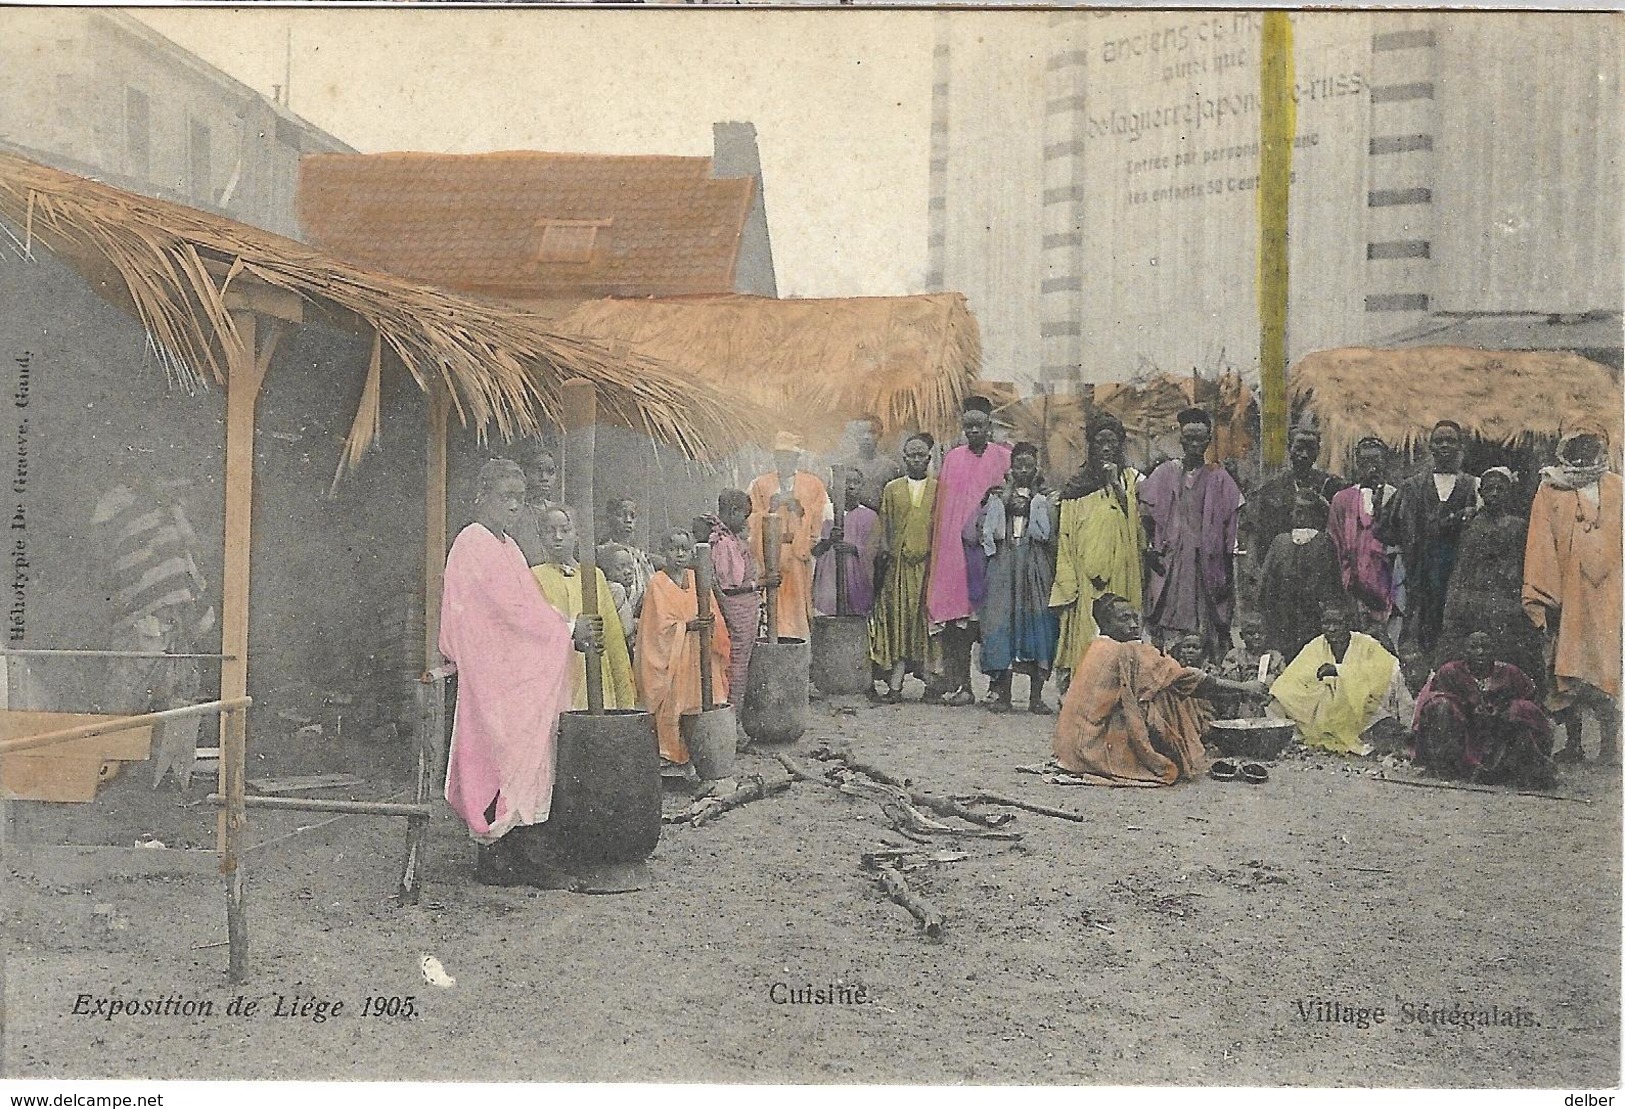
[1051,594,1265,786]
[635,527,732,779]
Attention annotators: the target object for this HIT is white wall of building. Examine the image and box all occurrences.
[934,11,1622,389]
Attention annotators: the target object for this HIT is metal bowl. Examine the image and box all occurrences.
[1206,718,1296,760]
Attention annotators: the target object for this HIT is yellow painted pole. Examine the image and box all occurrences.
[1258,12,1296,471]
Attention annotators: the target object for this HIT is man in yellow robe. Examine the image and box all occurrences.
[1050,414,1146,682]
[748,431,830,642]
[1523,429,1621,764]
[1270,601,1413,755]
[1051,595,1264,786]
[531,506,636,711]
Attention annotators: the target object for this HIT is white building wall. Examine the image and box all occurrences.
[0,8,352,240]
[933,11,1621,389]
[930,13,1048,391]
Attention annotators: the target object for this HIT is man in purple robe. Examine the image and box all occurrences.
[1138,408,1242,660]
[813,469,879,617]
[926,395,1012,705]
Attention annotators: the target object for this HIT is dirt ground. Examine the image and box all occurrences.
[3,687,1620,1086]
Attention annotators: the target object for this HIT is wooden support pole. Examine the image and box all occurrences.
[398,815,429,905]
[694,542,717,711]
[220,705,248,984]
[763,513,782,645]
[1258,12,1296,471]
[218,311,277,749]
[409,381,450,905]
[561,380,604,714]
[423,382,449,673]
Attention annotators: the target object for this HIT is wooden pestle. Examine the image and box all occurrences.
[763,512,782,645]
[561,379,604,715]
[831,465,847,618]
[694,541,717,711]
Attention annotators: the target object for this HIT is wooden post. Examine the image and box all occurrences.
[561,380,604,715]
[762,513,782,645]
[830,466,847,617]
[1258,11,1296,471]
[1038,387,1052,478]
[220,703,248,984]
[405,381,449,907]
[218,310,277,747]
[216,308,275,986]
[694,542,717,711]
[423,382,449,674]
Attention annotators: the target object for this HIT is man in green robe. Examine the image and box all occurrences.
[869,433,937,703]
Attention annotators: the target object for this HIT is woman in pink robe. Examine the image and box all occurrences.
[436,460,595,886]
[1327,436,1403,646]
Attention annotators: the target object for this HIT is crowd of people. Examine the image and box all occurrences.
[432,398,1622,885]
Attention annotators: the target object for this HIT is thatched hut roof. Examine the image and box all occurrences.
[1288,346,1622,463]
[990,373,1254,479]
[0,152,761,466]
[549,293,981,451]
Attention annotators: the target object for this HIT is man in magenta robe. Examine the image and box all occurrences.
[1138,408,1242,660]
[1327,436,1402,645]
[436,459,600,886]
[926,395,1011,705]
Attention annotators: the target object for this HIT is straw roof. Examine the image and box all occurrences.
[1288,346,1622,463]
[0,152,762,467]
[550,293,981,451]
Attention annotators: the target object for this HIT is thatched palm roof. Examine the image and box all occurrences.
[0,152,761,465]
[1288,346,1622,463]
[550,293,981,451]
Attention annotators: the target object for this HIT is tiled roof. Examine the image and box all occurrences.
[297,151,755,299]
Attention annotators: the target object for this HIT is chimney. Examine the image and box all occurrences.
[713,121,778,298]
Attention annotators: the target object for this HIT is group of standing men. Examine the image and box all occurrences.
[432,396,1621,881]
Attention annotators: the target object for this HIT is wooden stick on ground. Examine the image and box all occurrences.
[666,774,795,827]
[815,746,1016,828]
[956,791,1090,823]
[773,751,842,789]
[1372,775,1591,804]
[869,861,945,938]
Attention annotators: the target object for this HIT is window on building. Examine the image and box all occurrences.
[534,219,609,264]
[189,120,212,204]
[125,88,150,180]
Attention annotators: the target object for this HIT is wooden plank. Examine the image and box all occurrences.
[246,774,365,795]
[209,794,432,818]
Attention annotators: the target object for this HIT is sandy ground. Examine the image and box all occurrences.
[3,688,1620,1086]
